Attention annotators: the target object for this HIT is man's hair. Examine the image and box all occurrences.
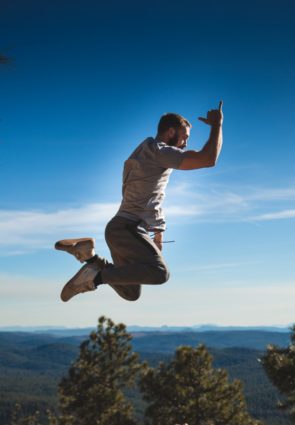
[157,113,192,134]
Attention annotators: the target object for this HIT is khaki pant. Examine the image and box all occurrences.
[101,216,170,301]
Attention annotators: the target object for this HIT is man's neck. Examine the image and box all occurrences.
[154,134,166,144]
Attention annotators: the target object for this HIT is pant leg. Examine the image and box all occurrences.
[107,250,141,301]
[102,216,170,286]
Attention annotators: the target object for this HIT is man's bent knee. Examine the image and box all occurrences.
[153,265,170,285]
[125,285,141,301]
[109,284,141,301]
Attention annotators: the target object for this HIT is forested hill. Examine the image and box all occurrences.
[0,330,292,425]
[131,329,291,352]
[0,328,291,350]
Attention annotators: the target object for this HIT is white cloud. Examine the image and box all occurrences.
[165,182,295,223]
[250,209,295,221]
[0,203,119,252]
[247,188,295,202]
[176,260,261,273]
[0,182,294,256]
[165,205,203,217]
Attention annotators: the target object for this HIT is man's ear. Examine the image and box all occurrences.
[167,127,176,137]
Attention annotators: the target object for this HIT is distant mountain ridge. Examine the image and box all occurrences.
[0,329,291,351]
[129,324,291,333]
[0,324,291,336]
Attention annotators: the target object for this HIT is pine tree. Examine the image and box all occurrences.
[9,404,44,425]
[58,316,142,425]
[9,405,61,425]
[261,325,295,422]
[140,344,263,425]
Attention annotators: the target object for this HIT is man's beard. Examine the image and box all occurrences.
[167,130,186,150]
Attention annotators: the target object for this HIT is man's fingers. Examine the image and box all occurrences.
[218,100,223,111]
[198,117,209,124]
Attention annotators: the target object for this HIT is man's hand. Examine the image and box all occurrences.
[198,100,223,127]
[153,232,163,251]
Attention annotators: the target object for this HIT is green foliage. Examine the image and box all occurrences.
[58,316,142,425]
[10,404,40,425]
[1,331,291,424]
[9,404,58,425]
[140,344,263,425]
[261,324,295,422]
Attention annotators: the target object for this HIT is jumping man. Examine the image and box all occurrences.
[55,101,223,302]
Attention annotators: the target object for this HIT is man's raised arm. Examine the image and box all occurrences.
[179,101,223,170]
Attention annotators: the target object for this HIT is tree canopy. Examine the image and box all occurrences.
[58,316,141,425]
[262,325,295,422]
[140,344,263,425]
[8,316,265,425]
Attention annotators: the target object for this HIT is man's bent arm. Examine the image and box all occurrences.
[179,101,223,170]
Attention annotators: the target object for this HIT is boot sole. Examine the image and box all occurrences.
[55,237,95,251]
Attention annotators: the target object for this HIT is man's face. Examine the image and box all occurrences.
[167,126,190,149]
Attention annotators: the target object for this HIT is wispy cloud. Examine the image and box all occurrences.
[0,203,119,253]
[177,260,261,273]
[247,188,295,202]
[250,209,295,221]
[165,205,203,217]
[165,182,295,223]
[0,182,294,256]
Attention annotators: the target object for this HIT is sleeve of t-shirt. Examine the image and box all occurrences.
[154,142,185,169]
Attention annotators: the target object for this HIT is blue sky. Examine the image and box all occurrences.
[0,0,294,327]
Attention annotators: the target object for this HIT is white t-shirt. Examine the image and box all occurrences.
[116,137,185,231]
